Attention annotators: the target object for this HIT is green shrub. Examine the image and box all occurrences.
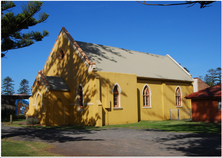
[26,118,40,125]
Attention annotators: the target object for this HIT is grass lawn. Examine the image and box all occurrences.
[1,138,61,156]
[104,120,221,134]
[6,120,221,134]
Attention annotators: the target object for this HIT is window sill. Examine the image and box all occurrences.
[176,106,183,108]
[113,107,123,110]
[143,106,152,109]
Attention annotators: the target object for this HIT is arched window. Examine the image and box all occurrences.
[143,85,150,107]
[78,85,83,108]
[175,87,182,106]
[112,83,121,108]
[113,85,119,107]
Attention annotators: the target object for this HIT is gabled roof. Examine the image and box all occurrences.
[32,70,69,92]
[44,76,69,91]
[41,27,193,83]
[42,27,95,73]
[76,41,193,82]
[32,70,49,89]
[185,84,221,99]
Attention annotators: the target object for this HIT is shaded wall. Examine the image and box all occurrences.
[191,98,221,123]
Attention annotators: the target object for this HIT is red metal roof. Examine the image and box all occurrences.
[185,83,221,99]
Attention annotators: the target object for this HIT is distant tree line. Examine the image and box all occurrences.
[1,76,31,95]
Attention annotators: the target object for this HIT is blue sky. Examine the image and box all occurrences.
[1,1,221,94]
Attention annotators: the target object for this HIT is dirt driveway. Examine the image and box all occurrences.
[1,123,221,156]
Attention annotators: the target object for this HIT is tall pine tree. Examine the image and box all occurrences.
[2,76,15,95]
[1,1,49,57]
[204,67,221,86]
[17,79,30,94]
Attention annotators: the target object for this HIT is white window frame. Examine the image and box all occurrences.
[112,83,122,109]
[175,86,183,107]
[34,91,43,110]
[142,84,152,108]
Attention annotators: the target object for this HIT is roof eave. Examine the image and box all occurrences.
[137,76,193,83]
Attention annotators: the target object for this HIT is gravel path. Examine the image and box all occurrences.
[1,124,221,156]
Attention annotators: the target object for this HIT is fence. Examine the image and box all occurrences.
[169,109,192,120]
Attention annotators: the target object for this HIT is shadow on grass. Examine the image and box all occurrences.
[145,124,221,134]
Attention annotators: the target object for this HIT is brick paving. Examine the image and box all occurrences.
[1,123,221,156]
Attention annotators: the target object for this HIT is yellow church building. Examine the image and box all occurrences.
[26,27,193,126]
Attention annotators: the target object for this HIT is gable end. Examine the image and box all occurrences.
[42,27,96,73]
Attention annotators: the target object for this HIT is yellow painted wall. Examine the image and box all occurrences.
[164,81,193,120]
[96,71,138,125]
[46,91,70,126]
[137,79,163,121]
[26,97,34,117]
[137,78,193,121]
[32,32,101,126]
[27,77,47,124]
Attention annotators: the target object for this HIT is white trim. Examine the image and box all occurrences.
[193,78,198,92]
[143,107,152,109]
[166,54,192,77]
[84,103,94,106]
[62,31,90,68]
[175,86,183,107]
[112,83,122,93]
[175,86,183,96]
[88,64,97,72]
[112,83,121,108]
[142,84,152,95]
[142,84,152,108]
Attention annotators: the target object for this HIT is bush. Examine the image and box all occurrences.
[26,117,40,125]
